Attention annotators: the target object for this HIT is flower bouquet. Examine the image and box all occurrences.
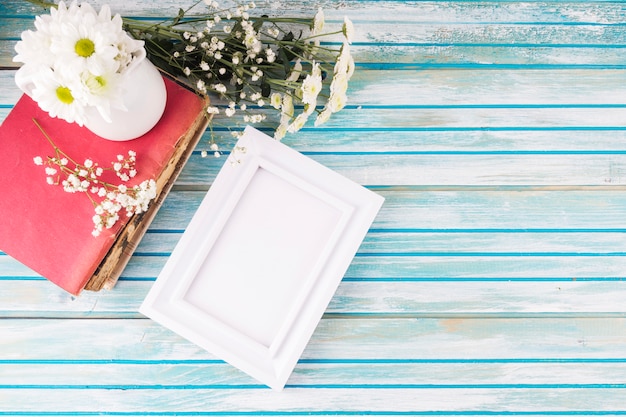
[14,1,147,128]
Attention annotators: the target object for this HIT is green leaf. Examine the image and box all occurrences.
[172,8,185,25]
[277,47,292,74]
[252,15,267,32]
[260,81,271,97]
[282,31,294,42]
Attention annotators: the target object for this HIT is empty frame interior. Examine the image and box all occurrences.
[177,161,352,352]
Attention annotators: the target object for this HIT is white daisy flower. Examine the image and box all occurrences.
[50,6,121,76]
[311,61,322,78]
[330,72,349,96]
[327,90,348,113]
[286,59,302,82]
[274,122,288,140]
[334,42,352,75]
[30,67,87,125]
[314,107,333,126]
[13,15,56,68]
[79,69,125,122]
[346,56,356,79]
[270,93,282,109]
[300,73,323,105]
[312,8,325,35]
[342,17,355,44]
[287,112,309,133]
[281,93,294,119]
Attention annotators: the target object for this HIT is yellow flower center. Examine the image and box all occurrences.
[84,75,107,94]
[55,86,74,104]
[75,38,95,58]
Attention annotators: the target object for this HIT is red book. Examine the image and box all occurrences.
[0,77,207,295]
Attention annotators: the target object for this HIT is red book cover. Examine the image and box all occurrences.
[0,77,206,295]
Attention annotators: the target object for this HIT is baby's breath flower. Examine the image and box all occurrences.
[197,79,207,93]
[33,120,158,237]
[250,114,265,123]
[102,2,356,144]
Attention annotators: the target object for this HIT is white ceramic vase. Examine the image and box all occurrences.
[83,58,167,141]
[15,52,167,141]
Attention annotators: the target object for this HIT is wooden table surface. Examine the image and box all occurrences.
[2,0,626,413]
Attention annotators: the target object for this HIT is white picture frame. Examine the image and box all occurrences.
[140,126,384,390]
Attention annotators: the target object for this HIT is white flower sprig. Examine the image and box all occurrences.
[122,1,356,142]
[14,1,145,126]
[32,118,157,237]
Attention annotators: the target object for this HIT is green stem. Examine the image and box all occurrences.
[22,0,56,9]
[32,118,77,167]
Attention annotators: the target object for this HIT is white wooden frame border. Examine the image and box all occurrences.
[140,126,384,390]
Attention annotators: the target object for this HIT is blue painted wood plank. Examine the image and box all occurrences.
[2,0,626,413]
